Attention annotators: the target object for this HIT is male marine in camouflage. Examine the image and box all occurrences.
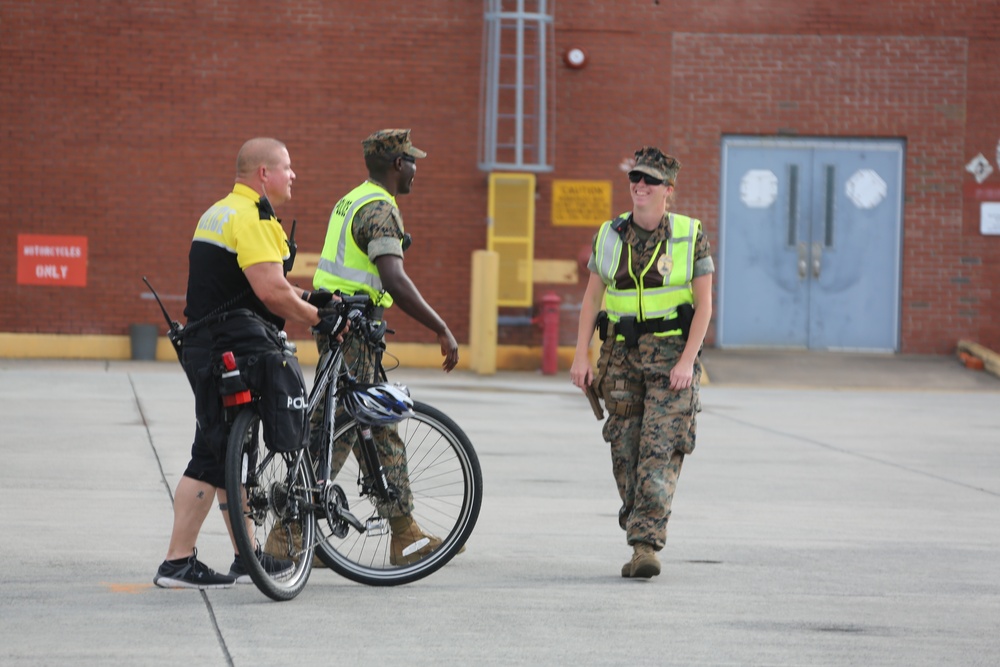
[310,129,459,564]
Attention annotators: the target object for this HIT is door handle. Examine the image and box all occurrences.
[812,242,822,279]
[797,242,807,280]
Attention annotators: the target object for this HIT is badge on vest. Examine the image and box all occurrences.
[656,254,673,276]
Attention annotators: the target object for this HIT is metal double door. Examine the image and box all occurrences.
[717,137,904,351]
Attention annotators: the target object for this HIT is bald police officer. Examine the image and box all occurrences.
[155,138,343,589]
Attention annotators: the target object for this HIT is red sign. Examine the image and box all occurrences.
[17,234,89,287]
[964,181,1000,201]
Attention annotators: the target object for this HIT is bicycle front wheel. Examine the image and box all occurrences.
[225,408,315,601]
[314,401,483,586]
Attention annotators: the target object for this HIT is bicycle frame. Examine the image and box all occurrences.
[213,292,481,597]
[303,299,403,534]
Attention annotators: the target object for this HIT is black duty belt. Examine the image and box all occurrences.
[597,306,693,348]
[602,316,682,342]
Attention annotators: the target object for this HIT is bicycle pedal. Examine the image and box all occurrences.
[365,519,389,536]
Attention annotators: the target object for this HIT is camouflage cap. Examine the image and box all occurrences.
[362,129,427,160]
[629,146,681,185]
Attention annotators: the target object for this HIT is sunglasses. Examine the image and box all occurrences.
[399,154,416,163]
[628,171,665,186]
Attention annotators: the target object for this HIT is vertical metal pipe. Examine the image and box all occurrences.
[515,0,526,166]
[484,0,500,167]
[537,0,548,166]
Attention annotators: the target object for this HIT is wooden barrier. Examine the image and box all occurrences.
[957,340,1000,379]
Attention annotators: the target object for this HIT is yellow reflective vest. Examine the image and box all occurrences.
[594,212,699,336]
[313,181,400,307]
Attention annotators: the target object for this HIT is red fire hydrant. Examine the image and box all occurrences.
[533,291,561,375]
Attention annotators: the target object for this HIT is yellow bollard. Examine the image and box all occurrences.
[469,250,499,375]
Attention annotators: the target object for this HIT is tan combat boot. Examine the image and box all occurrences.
[264,521,326,568]
[389,515,443,565]
[622,542,661,579]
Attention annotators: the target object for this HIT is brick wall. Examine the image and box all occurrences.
[0,1,486,344]
[2,0,998,354]
[670,33,970,353]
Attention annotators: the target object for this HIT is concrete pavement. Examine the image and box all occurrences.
[1,352,998,666]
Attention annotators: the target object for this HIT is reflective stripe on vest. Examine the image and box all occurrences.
[313,182,398,307]
[595,213,699,332]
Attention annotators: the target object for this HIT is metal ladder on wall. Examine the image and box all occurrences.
[479,0,554,172]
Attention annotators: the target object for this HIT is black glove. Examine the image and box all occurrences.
[305,288,334,308]
[314,306,348,337]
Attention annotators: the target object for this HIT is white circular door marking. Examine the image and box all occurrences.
[740,169,778,208]
[845,169,887,209]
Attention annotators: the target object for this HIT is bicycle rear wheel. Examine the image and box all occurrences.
[225,408,314,601]
[314,401,482,586]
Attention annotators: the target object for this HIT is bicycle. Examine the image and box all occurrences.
[220,295,483,601]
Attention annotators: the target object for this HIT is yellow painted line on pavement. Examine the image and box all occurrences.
[102,582,154,594]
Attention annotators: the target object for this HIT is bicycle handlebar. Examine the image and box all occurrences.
[338,294,372,307]
[327,294,389,345]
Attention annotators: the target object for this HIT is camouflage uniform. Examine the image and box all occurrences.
[362,128,427,161]
[597,334,700,549]
[311,332,414,518]
[590,147,714,552]
[310,128,425,518]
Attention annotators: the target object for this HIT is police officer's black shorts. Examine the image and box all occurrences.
[180,329,227,489]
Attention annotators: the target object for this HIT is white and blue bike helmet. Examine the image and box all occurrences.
[341,382,415,425]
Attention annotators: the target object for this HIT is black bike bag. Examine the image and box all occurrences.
[207,310,308,454]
